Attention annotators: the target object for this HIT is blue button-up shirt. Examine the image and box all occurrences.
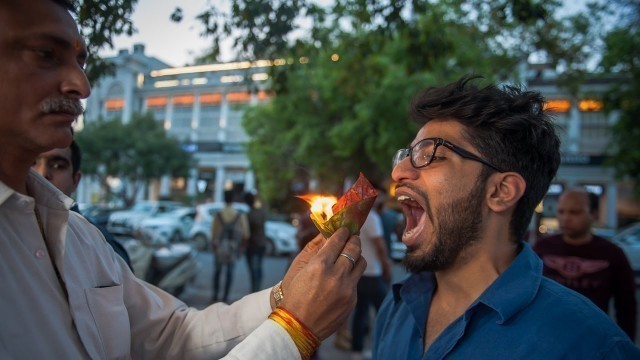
[373,243,640,359]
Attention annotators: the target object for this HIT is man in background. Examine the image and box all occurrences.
[211,190,249,303]
[33,140,132,269]
[534,188,637,340]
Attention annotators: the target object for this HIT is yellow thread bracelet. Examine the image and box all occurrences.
[269,306,320,360]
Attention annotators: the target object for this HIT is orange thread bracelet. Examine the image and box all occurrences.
[269,306,320,360]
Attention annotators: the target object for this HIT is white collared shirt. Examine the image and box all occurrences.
[0,170,298,359]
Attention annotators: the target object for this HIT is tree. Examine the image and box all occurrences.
[183,0,595,207]
[75,112,193,206]
[600,0,640,197]
[74,0,138,83]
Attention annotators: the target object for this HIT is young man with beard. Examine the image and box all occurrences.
[534,188,637,340]
[372,76,639,358]
[0,0,366,358]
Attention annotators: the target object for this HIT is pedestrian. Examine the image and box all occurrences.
[211,190,249,303]
[350,207,392,359]
[244,191,268,293]
[372,75,640,358]
[0,1,366,358]
[534,188,637,340]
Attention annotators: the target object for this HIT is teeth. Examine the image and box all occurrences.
[397,195,413,201]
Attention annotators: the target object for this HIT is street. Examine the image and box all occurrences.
[179,252,408,359]
[178,251,640,359]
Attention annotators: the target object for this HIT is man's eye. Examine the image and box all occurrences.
[51,161,68,170]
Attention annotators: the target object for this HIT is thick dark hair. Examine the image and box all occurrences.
[69,140,82,175]
[50,0,77,13]
[409,75,561,242]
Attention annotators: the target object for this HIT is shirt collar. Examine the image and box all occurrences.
[0,169,74,210]
[391,242,542,324]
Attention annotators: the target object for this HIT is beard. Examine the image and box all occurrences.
[402,177,486,273]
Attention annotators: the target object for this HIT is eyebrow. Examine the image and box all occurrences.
[45,155,71,164]
[31,33,88,61]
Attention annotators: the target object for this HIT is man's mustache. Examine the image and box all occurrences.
[40,97,84,117]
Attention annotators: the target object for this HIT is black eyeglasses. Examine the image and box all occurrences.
[392,137,503,172]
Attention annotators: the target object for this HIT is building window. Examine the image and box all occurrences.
[579,111,609,154]
[172,105,192,129]
[200,105,221,129]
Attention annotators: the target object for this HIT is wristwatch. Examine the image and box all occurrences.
[272,281,284,307]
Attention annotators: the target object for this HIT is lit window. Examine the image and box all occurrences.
[544,100,571,113]
[579,99,603,112]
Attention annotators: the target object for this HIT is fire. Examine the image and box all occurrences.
[298,194,338,222]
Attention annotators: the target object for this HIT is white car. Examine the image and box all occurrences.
[609,222,640,276]
[139,207,196,244]
[107,201,185,236]
[188,202,298,256]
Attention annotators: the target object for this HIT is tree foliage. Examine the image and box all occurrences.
[182,0,597,207]
[73,0,138,83]
[600,0,640,197]
[75,112,192,206]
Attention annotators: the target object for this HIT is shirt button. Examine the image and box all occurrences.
[35,249,46,258]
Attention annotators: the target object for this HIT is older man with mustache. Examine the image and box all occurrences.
[0,0,365,358]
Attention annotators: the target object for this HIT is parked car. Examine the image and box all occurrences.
[188,202,298,256]
[609,222,640,276]
[139,207,196,244]
[107,201,185,236]
[80,204,126,228]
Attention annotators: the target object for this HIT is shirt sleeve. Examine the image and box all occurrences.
[223,320,301,360]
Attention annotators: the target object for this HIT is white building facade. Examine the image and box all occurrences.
[80,45,637,229]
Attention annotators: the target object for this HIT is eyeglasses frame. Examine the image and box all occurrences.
[393,137,504,172]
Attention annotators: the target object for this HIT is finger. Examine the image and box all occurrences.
[302,234,326,254]
[350,256,367,280]
[332,234,362,273]
[315,227,351,261]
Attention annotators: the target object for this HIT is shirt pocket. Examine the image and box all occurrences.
[84,285,131,359]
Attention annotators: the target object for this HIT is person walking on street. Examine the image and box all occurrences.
[351,208,392,359]
[534,188,637,340]
[211,190,249,303]
[244,192,268,293]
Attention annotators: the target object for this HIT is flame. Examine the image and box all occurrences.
[298,194,338,222]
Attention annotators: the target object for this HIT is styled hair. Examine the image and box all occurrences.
[50,0,77,13]
[409,75,561,242]
[69,140,82,175]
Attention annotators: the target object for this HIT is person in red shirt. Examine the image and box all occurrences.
[534,188,637,340]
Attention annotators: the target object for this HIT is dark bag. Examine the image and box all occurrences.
[215,213,242,264]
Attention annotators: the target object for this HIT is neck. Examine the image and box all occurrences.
[0,147,34,194]
[434,221,518,310]
[562,232,593,246]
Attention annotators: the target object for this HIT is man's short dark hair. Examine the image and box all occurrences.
[69,140,82,175]
[409,75,561,242]
[224,190,234,204]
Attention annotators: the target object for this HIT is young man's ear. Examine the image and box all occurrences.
[72,171,82,192]
[487,172,526,213]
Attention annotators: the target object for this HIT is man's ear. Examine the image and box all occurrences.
[72,171,82,192]
[487,172,526,213]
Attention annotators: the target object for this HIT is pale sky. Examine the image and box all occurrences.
[103,0,589,68]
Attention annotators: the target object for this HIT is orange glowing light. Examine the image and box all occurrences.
[298,194,338,223]
[544,100,571,113]
[579,99,603,112]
